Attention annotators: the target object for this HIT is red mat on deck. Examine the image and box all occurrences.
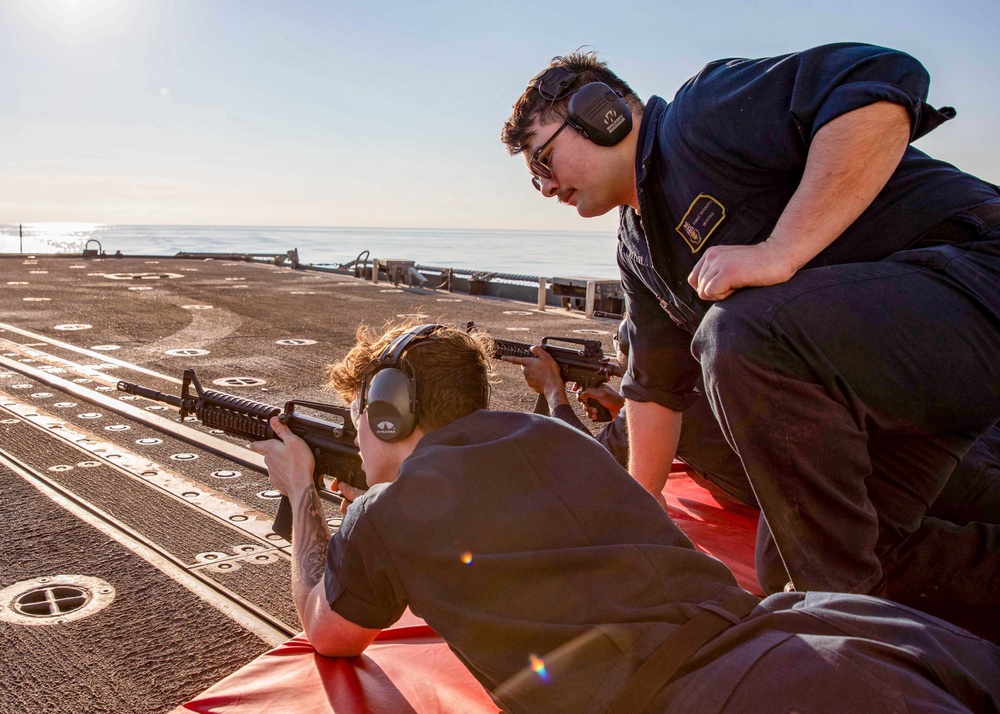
[175,470,760,714]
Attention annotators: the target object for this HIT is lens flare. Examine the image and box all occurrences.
[460,551,473,565]
[529,654,548,681]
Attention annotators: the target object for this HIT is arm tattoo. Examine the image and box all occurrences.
[291,487,331,614]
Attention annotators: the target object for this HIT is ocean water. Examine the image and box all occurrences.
[0,223,621,280]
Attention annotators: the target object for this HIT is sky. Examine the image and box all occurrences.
[1,0,997,233]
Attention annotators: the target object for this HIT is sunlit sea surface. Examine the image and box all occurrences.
[0,223,620,280]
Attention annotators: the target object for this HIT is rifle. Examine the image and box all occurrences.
[472,322,623,421]
[116,370,365,540]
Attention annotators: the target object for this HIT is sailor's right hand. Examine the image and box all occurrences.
[577,384,625,421]
[331,478,365,515]
[250,416,316,497]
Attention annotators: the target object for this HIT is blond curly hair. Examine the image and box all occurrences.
[326,319,494,432]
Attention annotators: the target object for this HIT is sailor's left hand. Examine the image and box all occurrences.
[249,416,317,497]
[688,242,795,301]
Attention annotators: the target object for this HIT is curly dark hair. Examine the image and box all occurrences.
[501,51,643,156]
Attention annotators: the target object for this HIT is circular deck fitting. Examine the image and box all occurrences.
[68,265,86,269]
[140,471,158,478]
[327,517,343,529]
[180,268,199,272]
[135,438,162,446]
[145,405,167,412]
[76,461,101,468]
[0,418,19,425]
[53,402,77,408]
[101,272,184,280]
[54,324,93,331]
[212,470,240,479]
[207,561,241,573]
[31,392,53,398]
[208,429,224,435]
[91,345,121,351]
[247,552,278,565]
[128,287,153,291]
[181,305,213,310]
[257,490,282,500]
[229,515,249,523]
[78,412,103,419]
[29,270,48,274]
[164,348,210,357]
[11,384,34,390]
[0,576,115,625]
[104,425,131,432]
[72,378,93,384]
[233,544,267,556]
[212,377,266,388]
[572,328,609,335]
[95,386,112,392]
[23,297,51,302]
[144,261,160,264]
[119,395,137,401]
[181,491,201,499]
[48,465,74,472]
[290,291,316,295]
[275,339,316,347]
[7,281,29,285]
[195,552,228,564]
[170,453,199,461]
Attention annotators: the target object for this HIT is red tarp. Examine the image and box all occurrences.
[175,470,760,714]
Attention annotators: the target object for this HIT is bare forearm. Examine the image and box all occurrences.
[626,400,683,509]
[768,101,911,273]
[290,487,331,620]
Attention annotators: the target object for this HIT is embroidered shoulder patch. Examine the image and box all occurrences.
[675,194,726,253]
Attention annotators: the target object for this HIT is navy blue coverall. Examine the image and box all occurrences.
[617,43,1000,637]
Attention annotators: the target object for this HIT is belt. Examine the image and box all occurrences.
[923,200,1000,246]
[967,200,1000,228]
[606,591,761,714]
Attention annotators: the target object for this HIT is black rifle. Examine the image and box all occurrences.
[116,370,365,540]
[474,322,623,421]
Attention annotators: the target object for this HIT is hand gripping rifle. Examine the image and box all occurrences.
[472,322,624,421]
[116,370,365,540]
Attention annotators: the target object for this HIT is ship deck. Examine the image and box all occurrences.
[0,251,621,713]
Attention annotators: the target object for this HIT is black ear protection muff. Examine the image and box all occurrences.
[359,323,443,442]
[527,66,633,147]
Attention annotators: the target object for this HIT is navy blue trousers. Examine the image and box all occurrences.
[660,592,1000,713]
[691,231,1000,639]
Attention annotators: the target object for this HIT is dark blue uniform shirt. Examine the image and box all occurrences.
[619,42,1000,410]
[323,410,744,713]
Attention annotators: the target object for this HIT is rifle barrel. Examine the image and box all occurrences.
[117,380,185,408]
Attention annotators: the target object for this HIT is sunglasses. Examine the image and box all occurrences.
[529,121,570,191]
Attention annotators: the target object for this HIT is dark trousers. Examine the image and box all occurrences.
[691,232,1000,639]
